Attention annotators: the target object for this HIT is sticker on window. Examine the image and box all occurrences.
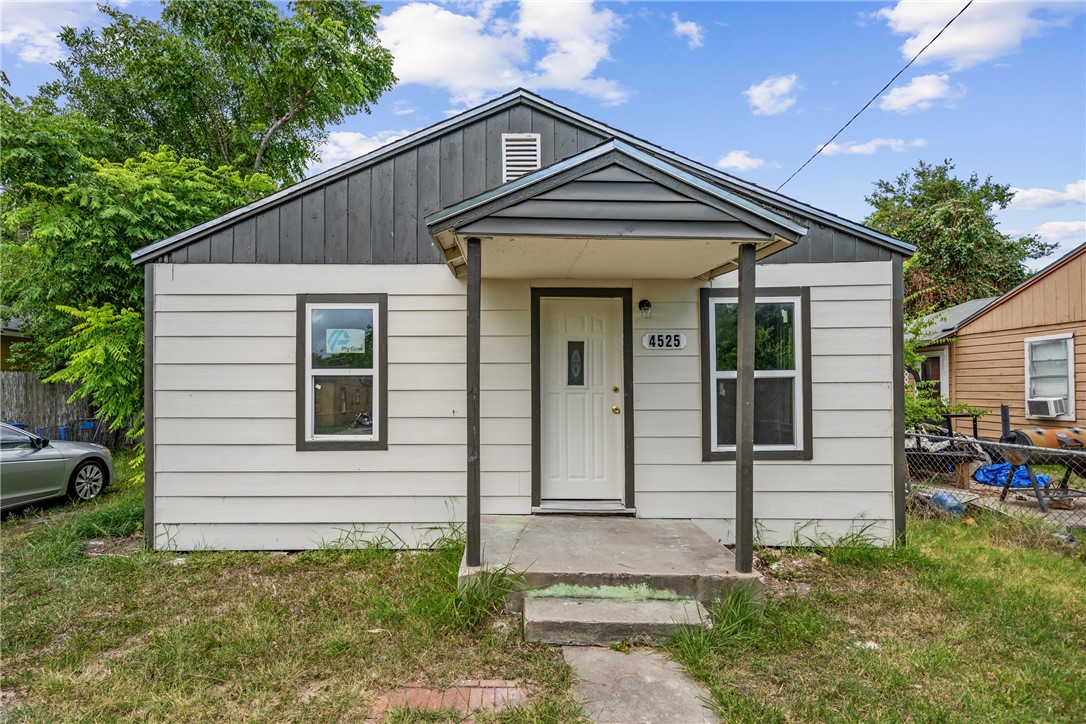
[326,328,367,354]
[568,341,585,386]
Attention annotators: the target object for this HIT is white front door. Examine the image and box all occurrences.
[540,297,625,503]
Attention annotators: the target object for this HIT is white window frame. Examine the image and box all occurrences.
[304,301,381,443]
[709,294,804,453]
[1024,332,1075,421]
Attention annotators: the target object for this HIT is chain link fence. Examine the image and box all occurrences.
[905,432,1086,533]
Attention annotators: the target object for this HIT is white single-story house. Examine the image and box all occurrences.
[132,90,911,559]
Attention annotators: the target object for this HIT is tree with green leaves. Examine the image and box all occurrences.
[1,145,275,377]
[865,160,1055,316]
[43,0,395,184]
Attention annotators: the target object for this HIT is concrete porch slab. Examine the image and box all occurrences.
[460,515,761,604]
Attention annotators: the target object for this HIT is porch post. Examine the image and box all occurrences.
[466,237,482,567]
[734,243,756,573]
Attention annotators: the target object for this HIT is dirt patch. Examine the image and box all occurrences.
[99,631,153,662]
[755,550,824,598]
[297,678,334,705]
[85,533,143,558]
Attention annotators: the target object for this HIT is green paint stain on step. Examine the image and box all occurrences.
[526,583,686,602]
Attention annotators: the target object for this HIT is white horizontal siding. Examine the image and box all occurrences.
[630,264,896,545]
[634,491,893,521]
[157,444,465,472]
[155,522,456,551]
[152,262,898,550]
[155,471,465,497]
[152,264,467,550]
[158,495,463,524]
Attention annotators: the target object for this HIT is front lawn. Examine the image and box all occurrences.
[0,458,581,722]
[3,459,1083,722]
[670,514,1086,722]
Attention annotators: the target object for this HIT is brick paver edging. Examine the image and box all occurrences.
[366,680,528,721]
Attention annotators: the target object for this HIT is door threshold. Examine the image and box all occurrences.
[533,500,635,516]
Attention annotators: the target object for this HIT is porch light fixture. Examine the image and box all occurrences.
[638,299,653,319]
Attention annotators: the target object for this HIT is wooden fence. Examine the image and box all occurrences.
[1,371,94,436]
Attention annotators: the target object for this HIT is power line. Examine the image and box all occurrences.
[775,0,974,192]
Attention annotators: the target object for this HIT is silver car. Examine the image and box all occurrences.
[0,422,115,511]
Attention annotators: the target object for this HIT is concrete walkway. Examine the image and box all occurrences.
[563,647,720,724]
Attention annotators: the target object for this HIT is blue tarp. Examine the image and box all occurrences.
[973,463,1050,488]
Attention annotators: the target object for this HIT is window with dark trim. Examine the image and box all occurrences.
[296,294,388,451]
[700,287,812,461]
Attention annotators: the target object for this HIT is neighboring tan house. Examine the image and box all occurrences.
[917,242,1085,438]
[913,296,999,398]
[130,89,913,553]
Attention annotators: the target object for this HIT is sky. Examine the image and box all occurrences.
[2,0,1084,267]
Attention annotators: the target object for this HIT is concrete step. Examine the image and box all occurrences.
[466,516,763,612]
[523,597,710,646]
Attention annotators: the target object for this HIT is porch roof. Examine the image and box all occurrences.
[426,141,808,280]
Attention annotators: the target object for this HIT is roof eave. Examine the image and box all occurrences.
[426,140,807,242]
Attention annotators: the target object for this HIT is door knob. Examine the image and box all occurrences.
[612,406,621,414]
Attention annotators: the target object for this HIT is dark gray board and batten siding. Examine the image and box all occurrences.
[160,109,607,265]
[458,165,769,241]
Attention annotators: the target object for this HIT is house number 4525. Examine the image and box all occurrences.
[642,332,687,350]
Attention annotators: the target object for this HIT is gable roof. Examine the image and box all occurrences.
[426,140,808,278]
[131,88,913,265]
[917,296,999,343]
[954,241,1086,331]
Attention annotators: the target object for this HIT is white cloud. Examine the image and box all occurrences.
[744,74,799,116]
[308,130,412,175]
[821,137,927,155]
[716,150,768,171]
[671,13,704,49]
[391,100,416,116]
[1009,180,1086,210]
[876,1,1082,71]
[1035,220,1086,242]
[519,1,627,104]
[379,1,627,108]
[880,73,964,113]
[0,0,104,64]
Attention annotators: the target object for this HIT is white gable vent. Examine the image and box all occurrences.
[502,133,542,182]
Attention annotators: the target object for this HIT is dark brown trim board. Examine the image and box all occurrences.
[734,244,756,574]
[892,255,907,544]
[295,293,389,451]
[700,286,813,462]
[143,266,155,549]
[530,287,635,509]
[466,239,482,567]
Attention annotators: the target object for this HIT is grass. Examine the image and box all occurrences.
[0,455,585,722]
[667,513,1086,722]
[6,457,1084,722]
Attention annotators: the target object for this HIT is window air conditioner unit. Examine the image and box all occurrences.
[1027,397,1068,417]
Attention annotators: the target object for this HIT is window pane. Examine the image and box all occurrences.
[568,341,585,386]
[716,377,795,446]
[311,307,374,369]
[1029,340,1069,397]
[715,302,795,372]
[313,375,373,435]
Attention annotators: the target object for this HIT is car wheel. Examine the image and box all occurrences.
[68,460,106,503]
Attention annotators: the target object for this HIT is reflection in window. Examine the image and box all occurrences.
[304,301,380,442]
[710,297,802,450]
